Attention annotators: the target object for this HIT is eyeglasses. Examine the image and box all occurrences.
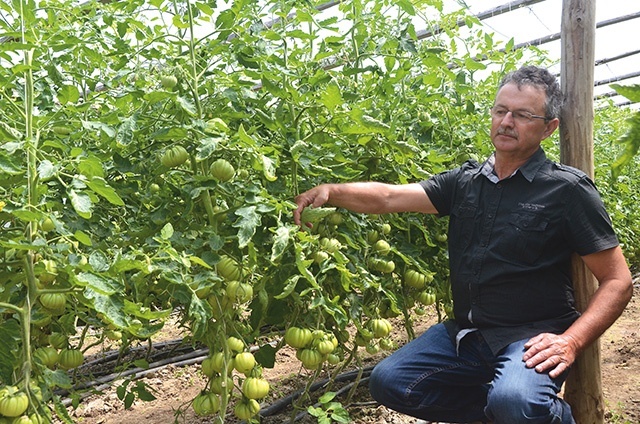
[490,107,550,124]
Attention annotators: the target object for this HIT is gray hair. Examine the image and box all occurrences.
[499,66,563,120]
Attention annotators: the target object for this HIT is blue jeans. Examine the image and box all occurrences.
[369,323,575,423]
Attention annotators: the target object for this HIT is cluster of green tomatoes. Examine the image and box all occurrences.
[197,336,269,420]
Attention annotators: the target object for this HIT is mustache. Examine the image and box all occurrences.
[497,128,518,138]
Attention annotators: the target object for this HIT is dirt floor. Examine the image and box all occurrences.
[64,280,640,424]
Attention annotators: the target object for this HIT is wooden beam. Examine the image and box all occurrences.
[559,1,604,423]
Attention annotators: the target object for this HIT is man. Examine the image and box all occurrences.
[293,66,632,423]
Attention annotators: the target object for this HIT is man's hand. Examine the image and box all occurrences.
[293,185,331,227]
[523,333,579,378]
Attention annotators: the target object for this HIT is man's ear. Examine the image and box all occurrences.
[542,118,560,139]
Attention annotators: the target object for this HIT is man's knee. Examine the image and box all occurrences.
[368,358,400,404]
[485,386,568,424]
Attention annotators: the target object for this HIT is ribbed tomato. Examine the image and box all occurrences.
[58,348,84,370]
[0,386,29,417]
[33,346,59,369]
[217,256,241,281]
[209,158,235,182]
[298,348,323,369]
[225,281,253,304]
[233,352,256,374]
[226,336,244,352]
[192,391,220,416]
[39,293,66,313]
[284,327,313,349]
[369,318,392,339]
[160,145,188,168]
[234,399,260,420]
[242,377,270,399]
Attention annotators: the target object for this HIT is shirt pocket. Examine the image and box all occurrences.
[507,212,549,264]
[449,202,477,248]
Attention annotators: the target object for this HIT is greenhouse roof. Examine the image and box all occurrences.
[449,0,640,109]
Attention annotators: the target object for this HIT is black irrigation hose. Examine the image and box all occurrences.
[59,347,210,406]
[78,338,197,375]
[258,366,375,418]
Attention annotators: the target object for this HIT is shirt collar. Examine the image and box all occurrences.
[479,148,547,183]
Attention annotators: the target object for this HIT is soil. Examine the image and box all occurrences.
[63,280,640,424]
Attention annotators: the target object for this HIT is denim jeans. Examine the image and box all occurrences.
[369,323,575,423]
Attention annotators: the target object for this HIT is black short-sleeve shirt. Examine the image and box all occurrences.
[420,148,619,354]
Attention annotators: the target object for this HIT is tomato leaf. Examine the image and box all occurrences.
[233,206,260,248]
[74,230,93,246]
[270,225,292,262]
[68,189,93,219]
[85,177,125,206]
[0,319,21,383]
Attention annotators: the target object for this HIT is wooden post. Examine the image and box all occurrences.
[559,1,603,423]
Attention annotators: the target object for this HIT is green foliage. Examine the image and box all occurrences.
[609,84,640,177]
[0,0,637,422]
[308,391,350,424]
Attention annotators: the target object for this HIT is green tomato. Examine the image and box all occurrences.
[11,416,33,424]
[326,354,341,365]
[234,399,260,420]
[226,336,245,353]
[382,260,395,274]
[40,218,55,232]
[0,387,28,418]
[233,352,256,374]
[37,260,57,284]
[315,339,335,355]
[319,237,341,253]
[160,75,178,89]
[105,329,122,341]
[373,239,391,255]
[48,333,68,350]
[200,357,216,378]
[33,346,59,369]
[379,338,395,351]
[242,377,270,399]
[418,290,437,306]
[217,256,241,281]
[367,230,379,244]
[380,223,391,235]
[39,293,66,314]
[284,327,313,349]
[58,348,84,370]
[160,145,188,168]
[192,392,220,416]
[225,281,253,304]
[299,348,323,369]
[404,269,428,289]
[209,158,235,182]
[368,318,392,339]
[366,343,380,355]
[210,375,233,394]
[313,251,329,264]
[210,351,233,374]
[327,212,343,225]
